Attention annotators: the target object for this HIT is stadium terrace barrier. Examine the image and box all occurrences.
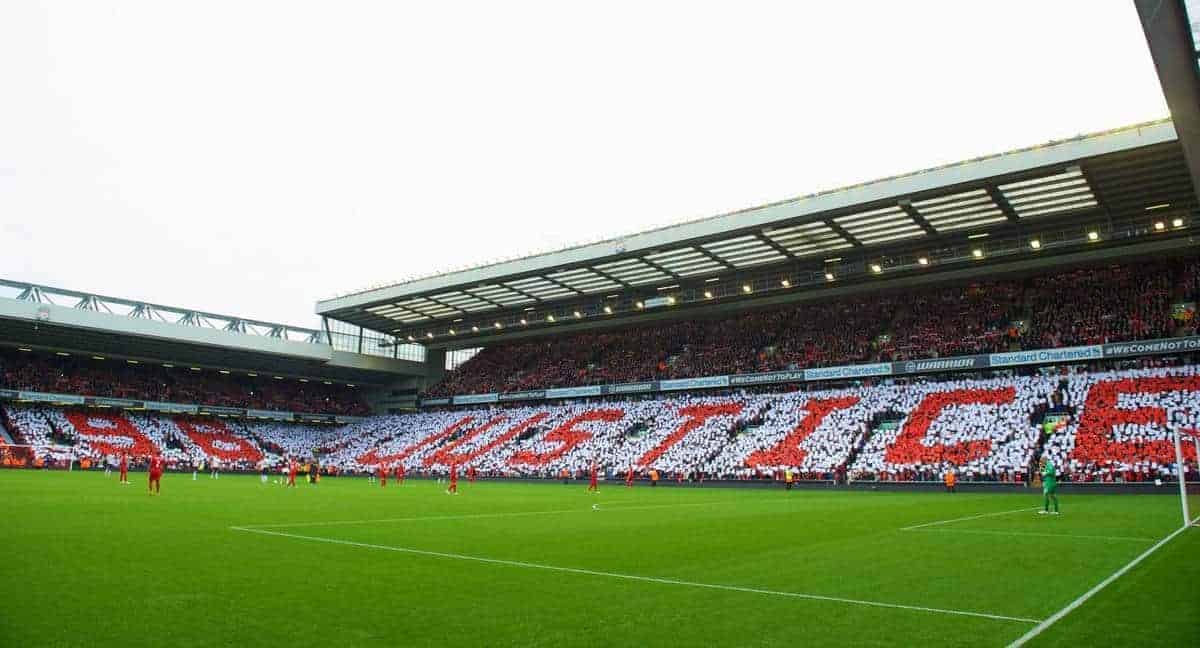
[1,390,85,405]
[422,336,1200,407]
[546,386,603,399]
[0,390,364,424]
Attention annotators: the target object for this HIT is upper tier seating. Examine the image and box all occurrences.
[425,257,1198,397]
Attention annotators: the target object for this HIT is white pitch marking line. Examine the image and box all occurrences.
[913,528,1156,543]
[229,526,1042,624]
[235,501,721,530]
[1008,514,1200,647]
[900,507,1039,531]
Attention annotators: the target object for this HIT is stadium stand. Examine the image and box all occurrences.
[0,347,369,415]
[718,388,886,478]
[423,257,1199,397]
[3,404,76,463]
[850,376,1054,481]
[5,364,1198,482]
[1042,365,1200,482]
[245,421,345,460]
[322,410,472,469]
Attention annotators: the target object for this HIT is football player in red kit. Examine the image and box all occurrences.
[625,466,634,488]
[447,464,458,494]
[378,464,387,487]
[587,461,599,493]
[468,465,477,483]
[147,454,164,495]
[393,463,404,485]
[287,458,297,488]
[119,452,129,485]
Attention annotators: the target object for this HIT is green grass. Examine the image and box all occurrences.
[2,471,1197,647]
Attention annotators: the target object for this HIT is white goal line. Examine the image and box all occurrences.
[230,525,1042,625]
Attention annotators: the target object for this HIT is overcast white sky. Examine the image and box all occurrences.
[0,1,1170,328]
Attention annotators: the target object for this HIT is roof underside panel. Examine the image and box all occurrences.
[397,297,459,318]
[467,284,536,306]
[644,247,727,276]
[594,258,673,285]
[547,268,623,294]
[833,205,927,243]
[998,168,1099,219]
[702,235,788,267]
[504,276,578,299]
[430,291,498,313]
[912,189,1007,232]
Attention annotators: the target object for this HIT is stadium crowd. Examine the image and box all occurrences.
[850,376,1054,481]
[5,364,1198,483]
[0,347,369,415]
[1042,365,1200,483]
[425,257,1198,397]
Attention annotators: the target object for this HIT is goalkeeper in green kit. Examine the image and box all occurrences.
[1038,458,1060,515]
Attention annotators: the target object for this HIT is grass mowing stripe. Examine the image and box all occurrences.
[235,501,723,529]
[913,528,1157,543]
[1007,515,1200,647]
[231,525,1043,625]
[900,507,1039,531]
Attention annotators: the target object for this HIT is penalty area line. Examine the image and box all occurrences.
[911,528,1156,543]
[229,526,1042,624]
[900,507,1039,531]
[1007,513,1200,647]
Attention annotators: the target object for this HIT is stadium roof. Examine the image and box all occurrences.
[319,118,1200,347]
[0,280,424,384]
[1137,0,1200,211]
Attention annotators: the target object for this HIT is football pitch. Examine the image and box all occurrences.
[3,471,1197,647]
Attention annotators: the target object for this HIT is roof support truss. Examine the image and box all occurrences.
[897,201,941,234]
[824,219,862,248]
[0,279,326,345]
[984,186,1022,224]
[753,231,796,259]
